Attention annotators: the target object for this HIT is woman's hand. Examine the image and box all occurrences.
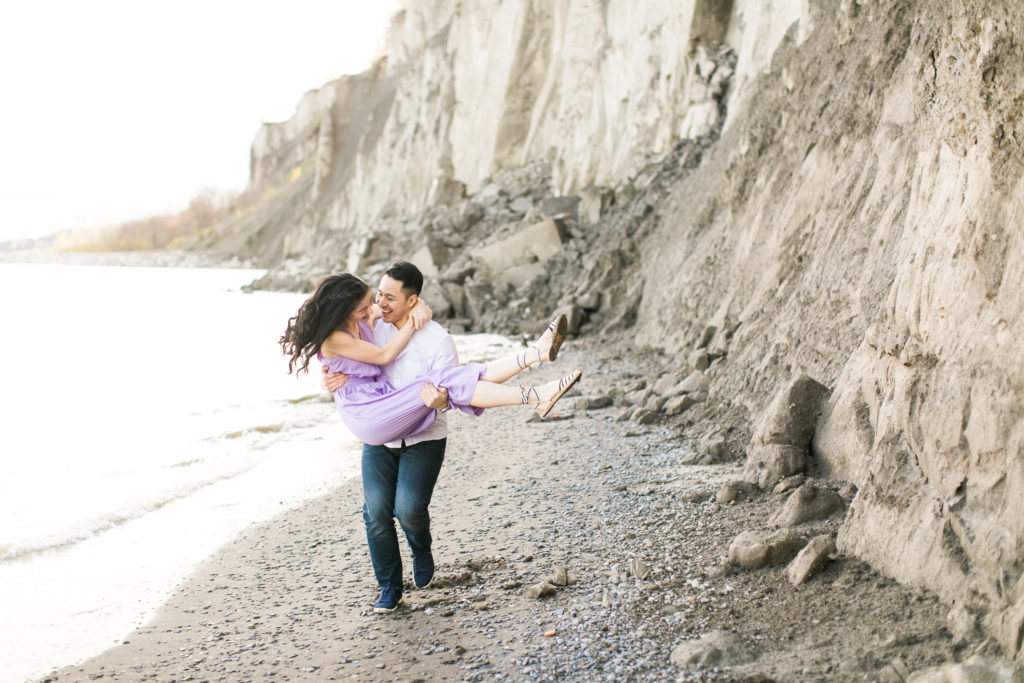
[409,299,432,330]
[369,303,383,327]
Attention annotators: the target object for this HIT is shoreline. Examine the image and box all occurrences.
[35,344,968,682]
[0,249,254,270]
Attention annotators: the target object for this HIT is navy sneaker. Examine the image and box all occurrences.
[372,586,404,613]
[412,551,435,588]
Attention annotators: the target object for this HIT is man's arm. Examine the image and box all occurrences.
[321,365,349,393]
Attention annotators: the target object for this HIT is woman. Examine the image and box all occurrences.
[281,274,582,446]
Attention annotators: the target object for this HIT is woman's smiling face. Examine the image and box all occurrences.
[348,291,374,325]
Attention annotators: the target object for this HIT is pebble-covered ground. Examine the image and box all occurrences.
[39,345,977,683]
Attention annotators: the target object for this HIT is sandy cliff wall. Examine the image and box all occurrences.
[239,0,801,266]
[224,0,1023,659]
[634,0,1024,658]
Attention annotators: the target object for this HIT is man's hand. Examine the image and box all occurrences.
[321,365,350,393]
[420,382,449,410]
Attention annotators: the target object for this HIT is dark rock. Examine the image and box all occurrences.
[540,196,581,222]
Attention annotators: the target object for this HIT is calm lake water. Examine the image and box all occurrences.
[0,262,516,682]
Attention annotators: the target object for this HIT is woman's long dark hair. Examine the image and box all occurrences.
[281,274,370,374]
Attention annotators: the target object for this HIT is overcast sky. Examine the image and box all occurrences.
[0,1,401,242]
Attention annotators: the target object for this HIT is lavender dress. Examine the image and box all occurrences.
[319,322,486,446]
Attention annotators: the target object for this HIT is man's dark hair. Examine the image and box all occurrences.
[384,260,423,297]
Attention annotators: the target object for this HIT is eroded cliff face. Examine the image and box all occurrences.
[632,1,1024,657]
[219,0,1023,660]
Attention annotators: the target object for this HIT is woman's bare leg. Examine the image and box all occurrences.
[479,352,539,383]
[479,314,569,384]
[469,372,579,409]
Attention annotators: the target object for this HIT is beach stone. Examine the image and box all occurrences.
[773,474,806,494]
[525,581,557,599]
[729,528,805,570]
[644,394,668,412]
[579,186,613,225]
[549,566,577,586]
[717,480,756,504]
[676,371,710,394]
[697,324,718,349]
[907,654,1024,682]
[576,291,601,311]
[669,630,754,669]
[877,658,912,683]
[497,262,547,288]
[664,393,699,416]
[509,196,533,214]
[584,394,614,409]
[786,534,836,585]
[472,218,565,274]
[745,444,809,490]
[540,195,580,221]
[457,201,485,231]
[771,483,844,527]
[743,375,831,490]
[553,304,584,335]
[613,408,633,422]
[632,408,658,425]
[653,372,686,396]
[626,558,650,580]
[946,605,982,644]
[696,433,730,463]
[756,374,831,445]
[625,388,653,406]
[688,349,711,372]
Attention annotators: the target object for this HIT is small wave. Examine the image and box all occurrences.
[0,464,257,565]
[223,422,285,439]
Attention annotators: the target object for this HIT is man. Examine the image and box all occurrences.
[324,261,452,613]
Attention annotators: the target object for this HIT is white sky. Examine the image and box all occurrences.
[0,1,401,242]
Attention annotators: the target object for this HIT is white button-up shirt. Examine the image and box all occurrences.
[371,320,459,448]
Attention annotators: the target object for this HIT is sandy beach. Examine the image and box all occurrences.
[36,344,963,682]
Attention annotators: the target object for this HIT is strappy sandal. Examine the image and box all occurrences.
[539,313,568,362]
[518,313,568,369]
[536,370,582,419]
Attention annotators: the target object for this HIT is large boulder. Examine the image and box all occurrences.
[743,375,831,490]
[728,528,806,570]
[472,219,566,275]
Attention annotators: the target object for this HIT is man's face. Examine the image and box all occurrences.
[376,275,417,325]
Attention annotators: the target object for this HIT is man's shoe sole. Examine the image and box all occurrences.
[414,576,433,589]
[373,596,404,614]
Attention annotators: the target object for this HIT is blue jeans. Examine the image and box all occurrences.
[361,438,446,589]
